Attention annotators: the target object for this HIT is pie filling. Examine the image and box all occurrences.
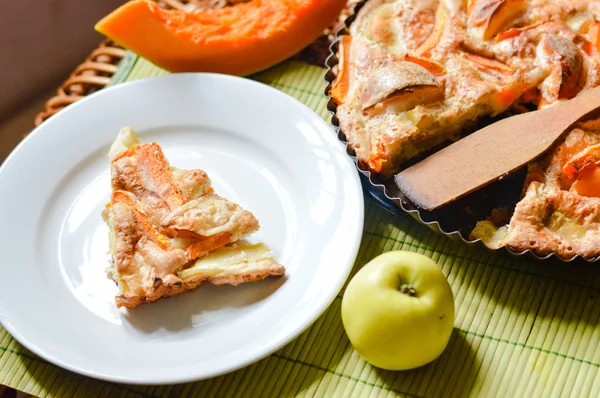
[332,0,600,177]
[471,118,600,259]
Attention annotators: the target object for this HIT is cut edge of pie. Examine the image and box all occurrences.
[471,117,600,260]
[103,126,285,308]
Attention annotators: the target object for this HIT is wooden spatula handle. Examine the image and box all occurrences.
[395,86,600,210]
[553,86,600,129]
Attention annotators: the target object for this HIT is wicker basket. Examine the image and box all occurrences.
[33,0,358,127]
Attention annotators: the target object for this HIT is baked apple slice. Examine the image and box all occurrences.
[537,34,583,104]
[360,62,444,113]
[468,0,527,40]
[416,3,448,56]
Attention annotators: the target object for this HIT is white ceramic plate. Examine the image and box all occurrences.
[0,74,364,384]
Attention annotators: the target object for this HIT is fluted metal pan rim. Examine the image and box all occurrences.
[323,0,599,265]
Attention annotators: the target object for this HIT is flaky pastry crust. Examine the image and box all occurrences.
[103,127,284,308]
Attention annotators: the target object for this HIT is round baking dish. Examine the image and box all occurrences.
[324,0,600,264]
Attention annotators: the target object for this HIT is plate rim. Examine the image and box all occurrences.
[0,72,365,384]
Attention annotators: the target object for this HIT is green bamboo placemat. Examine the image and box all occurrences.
[2,56,600,398]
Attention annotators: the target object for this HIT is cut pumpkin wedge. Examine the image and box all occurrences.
[95,0,347,75]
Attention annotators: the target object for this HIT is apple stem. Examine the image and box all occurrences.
[399,284,417,297]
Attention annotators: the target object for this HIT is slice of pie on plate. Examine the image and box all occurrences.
[102,127,285,308]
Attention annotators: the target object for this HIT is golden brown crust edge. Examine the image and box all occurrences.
[115,262,286,309]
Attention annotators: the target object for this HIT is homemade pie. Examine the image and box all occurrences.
[330,0,600,177]
[102,127,285,308]
[471,116,600,259]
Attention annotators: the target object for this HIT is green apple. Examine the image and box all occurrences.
[341,251,455,371]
